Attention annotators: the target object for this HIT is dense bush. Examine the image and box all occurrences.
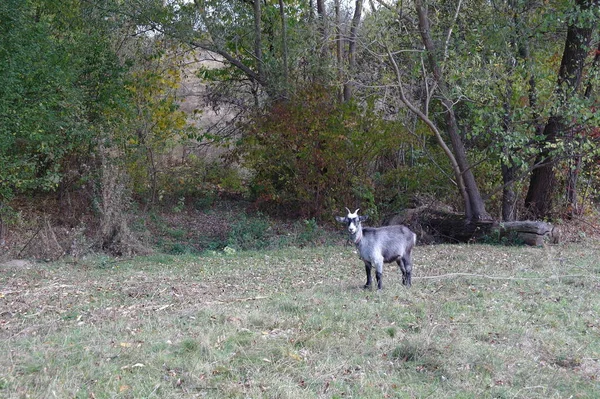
[0,0,110,202]
[236,87,416,220]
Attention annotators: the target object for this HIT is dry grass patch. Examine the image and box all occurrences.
[1,243,600,398]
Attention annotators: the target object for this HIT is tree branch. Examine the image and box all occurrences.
[386,46,471,216]
[443,0,463,66]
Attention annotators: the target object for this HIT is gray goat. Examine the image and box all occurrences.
[336,208,416,290]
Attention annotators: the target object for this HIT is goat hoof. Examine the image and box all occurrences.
[363,284,371,290]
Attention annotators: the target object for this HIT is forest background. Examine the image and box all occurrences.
[1,0,600,257]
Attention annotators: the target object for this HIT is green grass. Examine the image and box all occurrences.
[1,243,600,398]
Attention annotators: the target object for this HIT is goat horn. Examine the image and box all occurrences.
[345,207,351,215]
[354,208,360,214]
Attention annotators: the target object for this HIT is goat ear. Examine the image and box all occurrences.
[335,216,347,223]
[359,215,368,222]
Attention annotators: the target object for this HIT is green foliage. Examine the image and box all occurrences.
[0,0,139,224]
[147,156,244,207]
[238,86,408,219]
[166,242,193,255]
[297,218,321,247]
[226,213,272,251]
[0,0,89,200]
[123,49,198,205]
[362,0,600,217]
[185,0,318,98]
[479,229,525,246]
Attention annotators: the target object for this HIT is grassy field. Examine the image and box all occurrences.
[1,242,600,398]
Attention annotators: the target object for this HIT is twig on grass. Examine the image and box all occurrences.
[205,296,269,305]
[414,272,600,281]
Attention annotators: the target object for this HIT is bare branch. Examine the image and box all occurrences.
[443,0,463,66]
[386,46,470,210]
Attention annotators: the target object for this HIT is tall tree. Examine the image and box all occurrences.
[343,0,364,102]
[278,0,290,95]
[413,0,490,221]
[525,0,598,219]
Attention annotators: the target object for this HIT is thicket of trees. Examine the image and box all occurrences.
[2,0,600,249]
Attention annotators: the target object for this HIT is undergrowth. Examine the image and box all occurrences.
[146,206,337,255]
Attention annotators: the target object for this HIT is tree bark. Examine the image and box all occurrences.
[391,208,555,246]
[343,0,363,102]
[415,0,490,221]
[334,0,343,102]
[278,0,289,96]
[253,0,264,84]
[316,0,324,16]
[501,154,518,222]
[316,0,326,43]
[525,0,596,219]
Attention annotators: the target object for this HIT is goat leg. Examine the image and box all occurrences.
[401,256,412,287]
[364,262,372,289]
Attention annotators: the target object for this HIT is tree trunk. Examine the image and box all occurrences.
[415,0,490,221]
[390,208,556,246]
[316,0,326,44]
[253,0,264,84]
[566,152,582,215]
[314,0,329,78]
[278,0,289,96]
[316,0,324,16]
[501,155,518,222]
[334,0,343,102]
[525,0,596,219]
[387,49,473,221]
[343,0,363,102]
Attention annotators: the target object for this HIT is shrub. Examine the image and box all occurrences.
[226,213,272,251]
[236,85,410,220]
[297,218,323,247]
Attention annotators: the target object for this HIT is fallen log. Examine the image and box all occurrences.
[494,221,556,246]
[387,208,557,246]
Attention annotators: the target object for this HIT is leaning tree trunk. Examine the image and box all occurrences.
[525,0,596,219]
[415,0,490,221]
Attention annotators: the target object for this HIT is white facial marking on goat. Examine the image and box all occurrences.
[347,209,360,234]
